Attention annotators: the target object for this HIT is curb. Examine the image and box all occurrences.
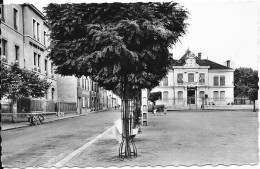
[2,109,109,131]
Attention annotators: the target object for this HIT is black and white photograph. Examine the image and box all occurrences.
[1,0,259,168]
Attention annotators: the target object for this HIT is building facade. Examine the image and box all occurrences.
[147,50,234,110]
[57,75,109,114]
[1,4,57,102]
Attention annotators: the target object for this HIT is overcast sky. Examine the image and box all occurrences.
[6,0,260,70]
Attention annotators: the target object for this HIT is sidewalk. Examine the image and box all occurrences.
[1,109,108,131]
[64,110,258,167]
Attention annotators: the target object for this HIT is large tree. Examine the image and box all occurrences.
[234,67,258,97]
[148,91,162,105]
[44,2,188,157]
[1,62,51,122]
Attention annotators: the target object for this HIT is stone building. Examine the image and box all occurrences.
[146,50,234,110]
[1,4,57,102]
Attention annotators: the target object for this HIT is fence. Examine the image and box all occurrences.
[1,99,77,114]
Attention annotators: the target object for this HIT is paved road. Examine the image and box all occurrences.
[2,109,121,168]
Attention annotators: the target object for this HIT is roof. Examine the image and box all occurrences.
[173,49,232,70]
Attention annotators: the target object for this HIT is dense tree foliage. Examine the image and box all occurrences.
[148,91,162,105]
[1,62,51,122]
[44,2,188,92]
[234,67,258,98]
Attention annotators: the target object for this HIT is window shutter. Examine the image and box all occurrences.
[220,76,225,86]
[214,76,219,86]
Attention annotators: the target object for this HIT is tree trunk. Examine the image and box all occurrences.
[253,100,256,112]
[122,76,131,158]
[11,99,18,123]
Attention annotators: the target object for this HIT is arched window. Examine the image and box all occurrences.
[163,77,168,86]
[163,91,169,101]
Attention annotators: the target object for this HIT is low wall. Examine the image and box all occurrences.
[204,105,255,110]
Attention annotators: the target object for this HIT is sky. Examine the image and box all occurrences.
[6,0,260,70]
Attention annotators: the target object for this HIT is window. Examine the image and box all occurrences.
[2,39,8,61]
[163,91,169,101]
[188,73,194,82]
[33,19,36,39]
[177,91,183,101]
[15,45,19,61]
[1,5,5,22]
[37,55,40,66]
[51,88,55,100]
[37,22,40,41]
[82,78,84,88]
[45,91,48,99]
[13,8,18,30]
[77,78,80,87]
[199,73,205,84]
[220,91,225,101]
[220,76,225,86]
[44,31,46,45]
[163,77,168,86]
[213,91,219,103]
[86,80,89,90]
[44,59,48,72]
[33,52,37,66]
[177,73,183,84]
[82,97,86,108]
[214,76,219,86]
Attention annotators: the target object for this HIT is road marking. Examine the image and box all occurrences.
[53,126,114,167]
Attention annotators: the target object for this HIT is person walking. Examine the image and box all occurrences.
[164,107,167,115]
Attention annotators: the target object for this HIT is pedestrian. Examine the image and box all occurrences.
[115,105,117,110]
[164,107,167,115]
[153,108,157,116]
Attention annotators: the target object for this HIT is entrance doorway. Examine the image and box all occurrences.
[187,89,195,104]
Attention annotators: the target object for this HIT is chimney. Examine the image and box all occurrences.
[226,60,230,68]
[198,52,202,59]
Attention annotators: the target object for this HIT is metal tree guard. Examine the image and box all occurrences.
[119,99,137,158]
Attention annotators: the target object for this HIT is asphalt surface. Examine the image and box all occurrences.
[1,109,121,168]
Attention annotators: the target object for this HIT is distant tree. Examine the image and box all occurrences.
[248,88,258,112]
[44,2,188,157]
[148,91,162,105]
[234,67,258,97]
[1,62,51,122]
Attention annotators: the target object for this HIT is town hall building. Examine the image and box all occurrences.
[147,50,235,110]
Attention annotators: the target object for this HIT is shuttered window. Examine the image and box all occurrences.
[214,76,219,86]
[220,76,225,86]
[188,73,194,82]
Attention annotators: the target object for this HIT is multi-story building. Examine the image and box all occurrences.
[1,4,57,102]
[146,50,234,110]
[57,75,108,114]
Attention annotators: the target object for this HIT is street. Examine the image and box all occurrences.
[2,109,121,168]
